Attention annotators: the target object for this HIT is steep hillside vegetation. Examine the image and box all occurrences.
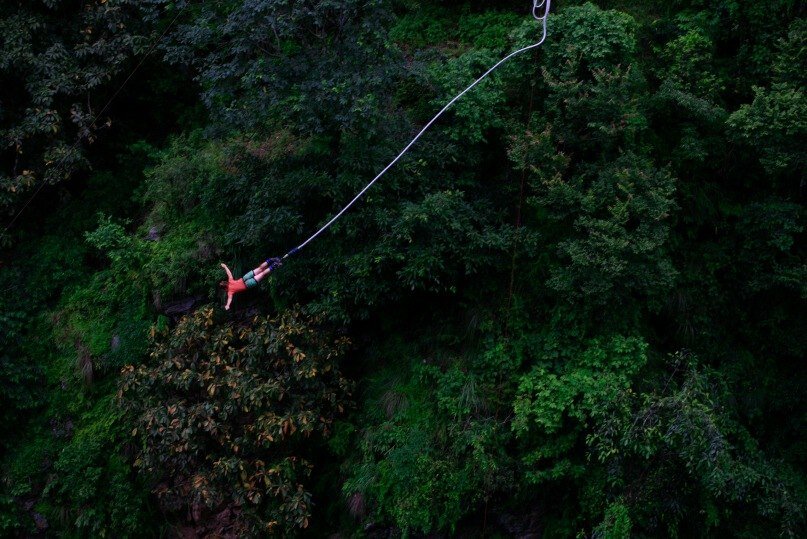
[1,1,804,536]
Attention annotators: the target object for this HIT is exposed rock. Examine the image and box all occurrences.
[49,418,74,439]
[496,508,543,538]
[33,512,48,531]
[164,296,204,317]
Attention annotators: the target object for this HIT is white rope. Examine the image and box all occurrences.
[281,0,551,260]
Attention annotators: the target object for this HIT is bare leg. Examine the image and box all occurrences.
[248,259,282,283]
[242,259,281,285]
[253,265,272,283]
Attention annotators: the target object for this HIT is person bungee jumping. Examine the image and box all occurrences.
[219,258,282,310]
[215,1,550,310]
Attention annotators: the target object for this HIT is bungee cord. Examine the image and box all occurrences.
[0,1,553,301]
[268,0,552,269]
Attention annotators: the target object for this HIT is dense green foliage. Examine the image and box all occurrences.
[0,0,151,220]
[1,0,804,536]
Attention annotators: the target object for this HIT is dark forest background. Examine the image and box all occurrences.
[0,0,804,536]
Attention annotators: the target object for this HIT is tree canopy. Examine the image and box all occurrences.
[0,0,804,537]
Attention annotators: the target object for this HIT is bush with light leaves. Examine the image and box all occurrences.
[118,306,352,535]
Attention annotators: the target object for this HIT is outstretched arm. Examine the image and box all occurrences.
[221,263,237,310]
